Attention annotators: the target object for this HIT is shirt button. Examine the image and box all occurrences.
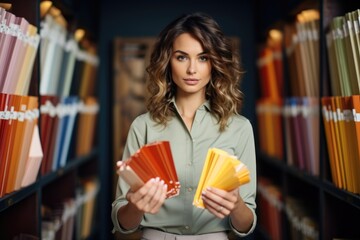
[185,225,190,230]
[187,187,193,192]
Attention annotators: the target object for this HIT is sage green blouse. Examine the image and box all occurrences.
[111,101,257,237]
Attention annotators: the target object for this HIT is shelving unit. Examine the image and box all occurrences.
[254,0,360,239]
[0,149,98,212]
[0,0,106,239]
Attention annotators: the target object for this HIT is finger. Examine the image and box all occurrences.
[202,191,229,213]
[148,181,168,213]
[207,187,238,202]
[146,179,164,207]
[207,187,239,209]
[116,161,125,174]
[202,188,228,207]
[128,178,157,203]
[137,178,161,206]
[140,179,167,213]
[202,189,234,215]
[202,193,227,218]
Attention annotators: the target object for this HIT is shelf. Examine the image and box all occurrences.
[40,148,98,187]
[259,152,360,210]
[0,148,98,213]
[259,152,322,187]
[322,180,360,210]
[0,181,39,212]
[258,152,284,170]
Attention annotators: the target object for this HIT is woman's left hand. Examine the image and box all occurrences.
[201,187,239,219]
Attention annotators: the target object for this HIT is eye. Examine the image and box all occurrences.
[176,55,188,61]
[199,55,209,62]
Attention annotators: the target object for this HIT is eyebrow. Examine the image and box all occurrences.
[173,50,208,56]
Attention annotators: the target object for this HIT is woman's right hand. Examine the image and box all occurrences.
[126,177,168,214]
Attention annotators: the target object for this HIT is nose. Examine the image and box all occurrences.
[187,60,197,75]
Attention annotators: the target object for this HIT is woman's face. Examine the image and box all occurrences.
[170,33,212,97]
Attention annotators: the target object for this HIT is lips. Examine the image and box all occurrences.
[183,78,199,85]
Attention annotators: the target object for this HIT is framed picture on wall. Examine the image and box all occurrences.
[112,37,156,179]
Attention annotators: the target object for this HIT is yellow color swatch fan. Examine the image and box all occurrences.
[193,148,250,208]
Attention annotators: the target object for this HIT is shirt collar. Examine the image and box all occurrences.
[170,97,211,112]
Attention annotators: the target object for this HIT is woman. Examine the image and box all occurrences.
[111,12,257,239]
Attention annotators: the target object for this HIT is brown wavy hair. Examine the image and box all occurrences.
[146,12,244,132]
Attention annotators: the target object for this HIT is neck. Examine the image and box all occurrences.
[175,93,206,118]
